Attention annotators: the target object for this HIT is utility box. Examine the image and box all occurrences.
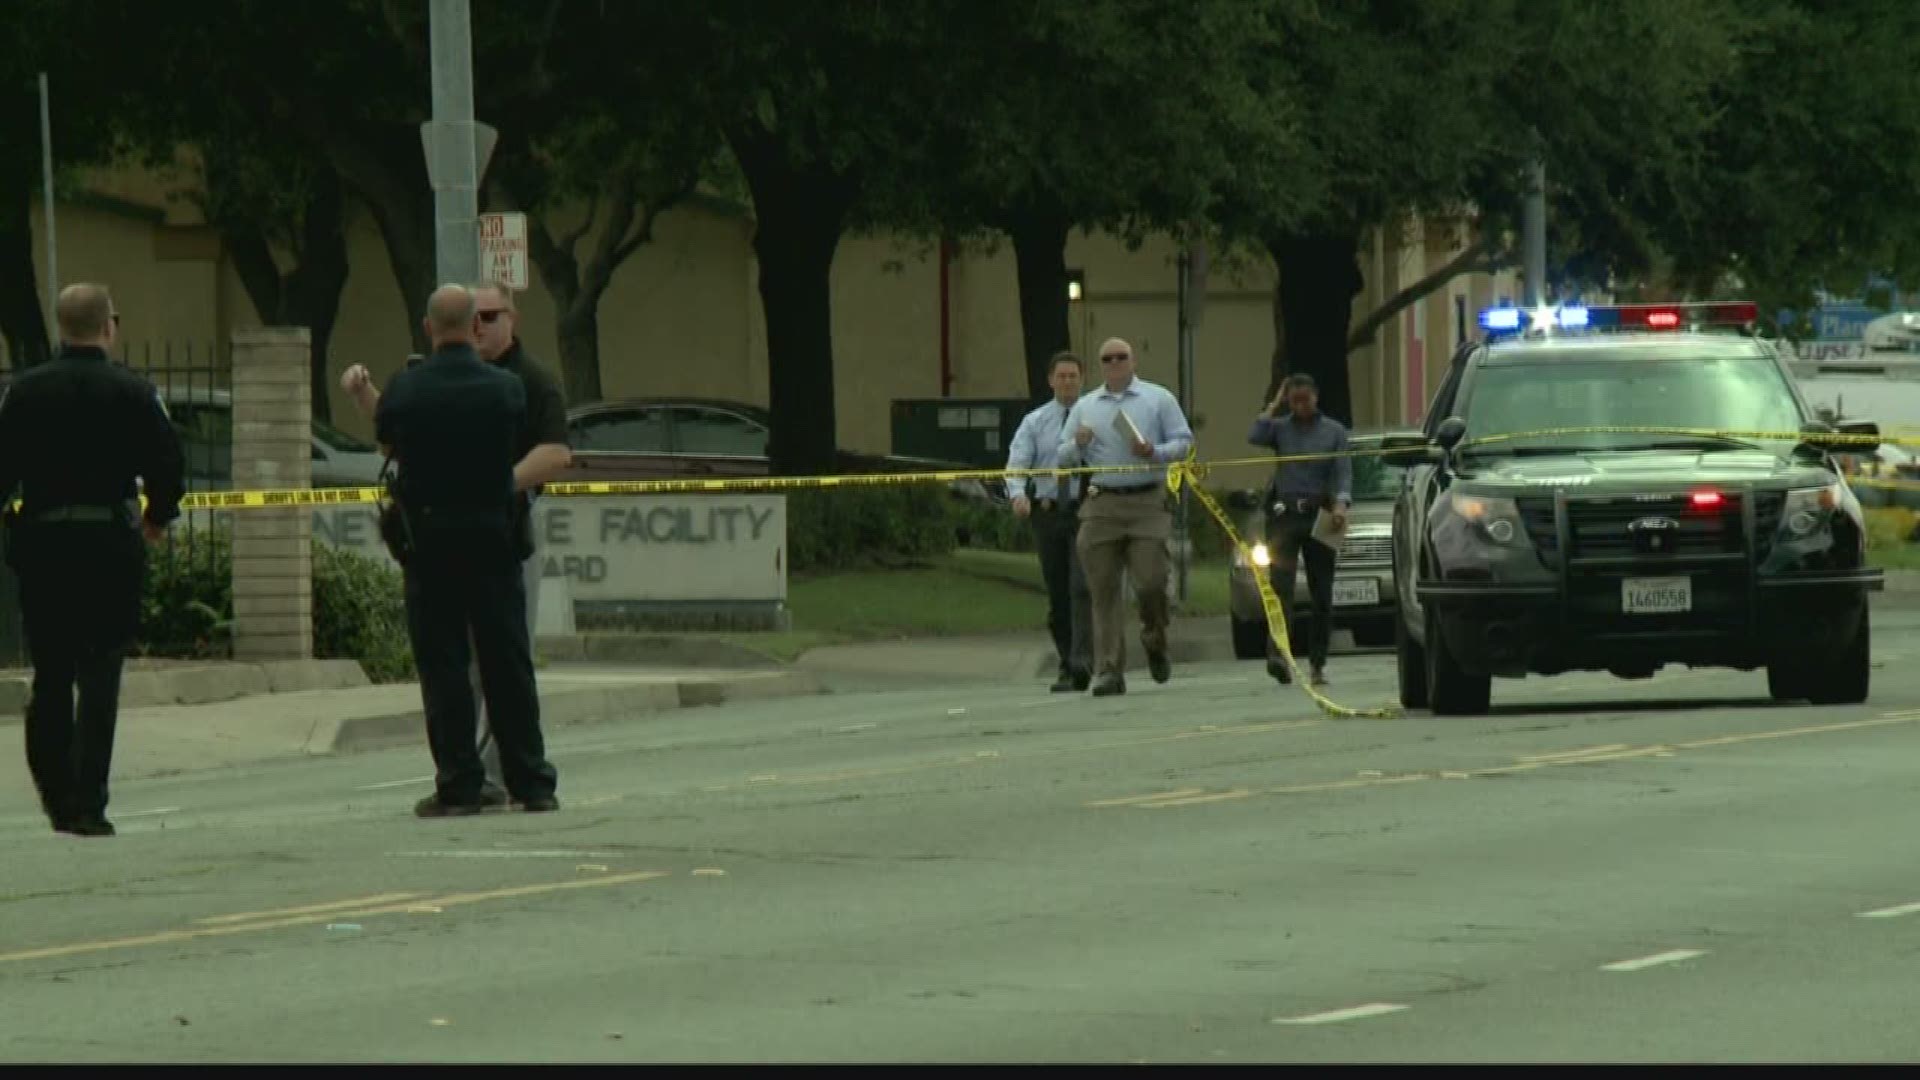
[891,398,1035,468]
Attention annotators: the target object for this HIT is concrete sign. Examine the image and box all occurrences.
[311,495,788,606]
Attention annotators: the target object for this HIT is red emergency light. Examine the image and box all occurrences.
[1690,490,1724,509]
[1601,301,1758,331]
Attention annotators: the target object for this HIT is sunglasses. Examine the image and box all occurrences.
[1100,353,1130,363]
[478,309,510,324]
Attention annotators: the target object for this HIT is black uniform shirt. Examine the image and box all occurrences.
[376,343,526,515]
[495,340,568,458]
[0,345,186,526]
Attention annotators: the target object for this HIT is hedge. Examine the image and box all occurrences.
[138,530,416,683]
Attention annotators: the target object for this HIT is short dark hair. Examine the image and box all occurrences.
[1050,350,1083,374]
[1282,372,1318,393]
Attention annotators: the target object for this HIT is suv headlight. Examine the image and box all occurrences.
[1781,481,1845,538]
[1444,492,1521,544]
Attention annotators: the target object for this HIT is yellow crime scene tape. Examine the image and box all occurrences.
[20,422,1915,720]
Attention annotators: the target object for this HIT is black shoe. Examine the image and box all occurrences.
[1072,669,1091,691]
[1310,665,1328,687]
[415,793,489,818]
[1267,659,1293,685]
[517,795,561,813]
[1147,650,1171,684]
[478,784,511,812]
[1091,675,1126,697]
[1050,671,1078,693]
[58,816,115,838]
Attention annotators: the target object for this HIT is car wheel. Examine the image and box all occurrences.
[1230,616,1267,660]
[1396,609,1429,710]
[1351,616,1395,650]
[1765,662,1806,702]
[1425,605,1491,716]
[1805,606,1871,706]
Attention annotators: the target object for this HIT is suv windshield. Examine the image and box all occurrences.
[1461,351,1805,452]
[1350,451,1406,501]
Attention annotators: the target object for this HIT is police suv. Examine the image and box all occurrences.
[1387,301,1883,715]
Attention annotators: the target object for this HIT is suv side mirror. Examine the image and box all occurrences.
[1379,433,1437,465]
[1435,416,1469,451]
[1800,419,1880,454]
[1838,420,1881,453]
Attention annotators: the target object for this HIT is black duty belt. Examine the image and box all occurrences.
[1035,497,1079,512]
[1270,495,1326,516]
[1090,483,1158,496]
[28,504,132,525]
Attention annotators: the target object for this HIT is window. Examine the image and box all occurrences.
[671,406,769,457]
[312,418,377,453]
[1461,352,1805,451]
[168,401,233,482]
[1349,453,1409,502]
[570,408,669,452]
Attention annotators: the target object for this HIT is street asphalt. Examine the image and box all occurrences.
[7,608,1920,1062]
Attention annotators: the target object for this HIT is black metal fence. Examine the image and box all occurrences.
[0,341,234,662]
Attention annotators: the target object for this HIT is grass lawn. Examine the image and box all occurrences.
[1865,508,1920,569]
[710,547,1236,660]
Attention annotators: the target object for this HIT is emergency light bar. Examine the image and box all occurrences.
[1478,301,1759,337]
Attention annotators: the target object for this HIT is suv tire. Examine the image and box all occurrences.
[1805,607,1871,706]
[1230,616,1267,660]
[1396,609,1429,709]
[1426,605,1491,716]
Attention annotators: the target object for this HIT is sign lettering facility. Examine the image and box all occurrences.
[311,495,787,603]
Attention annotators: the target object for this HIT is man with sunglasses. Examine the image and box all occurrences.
[342,282,571,805]
[0,284,184,837]
[1055,338,1194,696]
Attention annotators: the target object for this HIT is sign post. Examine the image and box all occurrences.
[479,211,528,291]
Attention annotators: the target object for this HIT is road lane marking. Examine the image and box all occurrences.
[1601,949,1706,972]
[195,892,429,926]
[118,807,182,818]
[1857,901,1920,919]
[357,776,434,791]
[0,871,670,967]
[1518,744,1631,762]
[1272,1003,1409,1025]
[834,723,878,733]
[1092,711,1920,811]
[1137,789,1255,808]
[388,850,626,859]
[1086,789,1207,808]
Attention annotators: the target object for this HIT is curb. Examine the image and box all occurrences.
[321,669,824,755]
[536,633,781,669]
[0,659,369,724]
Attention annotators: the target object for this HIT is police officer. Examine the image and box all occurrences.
[0,284,185,837]
[375,284,559,817]
[1006,351,1093,691]
[342,282,571,803]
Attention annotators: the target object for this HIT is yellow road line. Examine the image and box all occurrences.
[1096,711,1920,812]
[0,871,669,967]
[193,891,429,926]
[1085,789,1207,808]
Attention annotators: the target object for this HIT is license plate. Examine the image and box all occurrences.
[1333,578,1380,607]
[1622,576,1691,614]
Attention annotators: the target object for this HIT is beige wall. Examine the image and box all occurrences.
[15,165,1511,469]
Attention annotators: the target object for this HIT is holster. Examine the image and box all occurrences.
[377,457,415,566]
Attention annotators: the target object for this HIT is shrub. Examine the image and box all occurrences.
[136,530,415,683]
[787,485,960,572]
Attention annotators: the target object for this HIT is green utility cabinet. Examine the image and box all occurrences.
[891,398,1036,468]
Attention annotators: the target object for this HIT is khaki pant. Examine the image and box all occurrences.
[1075,488,1172,677]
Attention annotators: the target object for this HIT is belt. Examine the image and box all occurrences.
[1270,495,1326,515]
[27,503,132,525]
[1090,482,1158,496]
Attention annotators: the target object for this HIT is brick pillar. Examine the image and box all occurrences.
[230,328,313,660]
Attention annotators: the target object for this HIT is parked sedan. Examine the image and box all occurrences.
[1223,430,1417,659]
[161,386,385,491]
[561,397,1000,503]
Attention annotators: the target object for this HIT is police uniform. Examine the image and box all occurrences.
[377,342,559,815]
[0,344,184,836]
[469,340,569,791]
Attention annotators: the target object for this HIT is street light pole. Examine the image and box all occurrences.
[1523,159,1547,306]
[426,0,481,284]
[38,72,57,335]
[1175,247,1193,604]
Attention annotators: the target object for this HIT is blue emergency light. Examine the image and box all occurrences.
[1478,301,1759,338]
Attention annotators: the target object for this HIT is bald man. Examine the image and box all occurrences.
[0,283,184,836]
[1055,338,1194,695]
[376,284,560,817]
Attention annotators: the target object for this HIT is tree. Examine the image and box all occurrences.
[902,0,1307,401]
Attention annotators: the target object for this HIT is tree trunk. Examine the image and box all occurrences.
[282,170,349,422]
[1006,210,1073,401]
[1271,231,1365,425]
[323,127,435,354]
[0,179,50,370]
[555,304,602,405]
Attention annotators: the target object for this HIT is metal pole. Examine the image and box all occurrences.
[1523,159,1547,306]
[38,72,57,329]
[427,0,481,284]
[1175,248,1193,604]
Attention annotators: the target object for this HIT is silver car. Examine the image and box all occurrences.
[1225,430,1416,658]
[161,386,386,491]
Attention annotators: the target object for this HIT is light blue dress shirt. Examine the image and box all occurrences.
[1055,376,1195,488]
[1005,398,1078,500]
